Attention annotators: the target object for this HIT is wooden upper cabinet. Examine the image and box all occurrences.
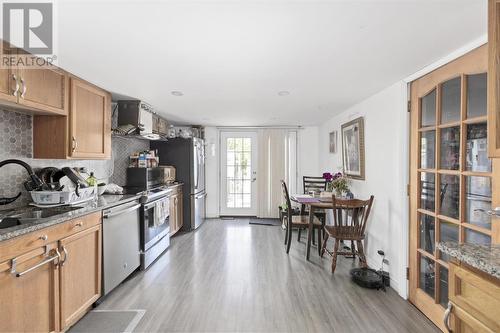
[33,76,111,159]
[68,78,111,159]
[59,223,102,330]
[16,65,68,115]
[0,244,60,333]
[0,42,68,115]
[0,42,17,104]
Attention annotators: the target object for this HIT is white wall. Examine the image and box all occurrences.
[204,126,320,218]
[298,127,320,192]
[318,81,409,298]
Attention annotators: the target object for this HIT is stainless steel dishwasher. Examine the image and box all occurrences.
[102,200,141,296]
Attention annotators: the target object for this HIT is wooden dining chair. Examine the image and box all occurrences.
[303,176,328,194]
[281,180,323,254]
[321,195,374,273]
[299,176,328,243]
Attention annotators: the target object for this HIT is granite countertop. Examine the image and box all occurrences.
[0,194,140,242]
[437,241,500,279]
[0,183,185,243]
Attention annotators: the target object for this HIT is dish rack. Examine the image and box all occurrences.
[30,186,97,206]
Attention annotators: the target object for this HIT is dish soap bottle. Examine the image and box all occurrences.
[86,172,98,186]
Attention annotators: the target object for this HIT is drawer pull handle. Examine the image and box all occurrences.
[75,222,83,227]
[61,246,69,266]
[39,235,48,241]
[443,301,453,332]
[13,251,60,277]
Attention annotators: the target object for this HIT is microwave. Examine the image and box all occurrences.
[127,166,176,189]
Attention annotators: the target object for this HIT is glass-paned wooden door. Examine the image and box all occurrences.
[220,131,258,216]
[409,45,499,330]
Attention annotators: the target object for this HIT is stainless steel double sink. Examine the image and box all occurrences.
[0,206,82,229]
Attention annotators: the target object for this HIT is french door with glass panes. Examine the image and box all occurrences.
[409,45,499,330]
[220,131,258,216]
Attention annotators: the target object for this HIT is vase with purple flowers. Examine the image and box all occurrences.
[323,171,350,197]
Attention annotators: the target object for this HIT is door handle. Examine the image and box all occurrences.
[443,301,453,332]
[12,74,19,96]
[60,246,69,266]
[20,77,26,98]
[474,207,500,217]
[72,136,78,152]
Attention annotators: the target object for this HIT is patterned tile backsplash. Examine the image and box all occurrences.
[0,109,150,209]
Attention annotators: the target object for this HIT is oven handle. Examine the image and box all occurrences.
[103,204,141,219]
[144,197,169,210]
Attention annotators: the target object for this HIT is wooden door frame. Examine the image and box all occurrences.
[408,45,491,332]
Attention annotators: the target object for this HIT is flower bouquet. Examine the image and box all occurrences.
[323,171,350,197]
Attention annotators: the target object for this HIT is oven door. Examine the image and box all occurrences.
[141,196,170,251]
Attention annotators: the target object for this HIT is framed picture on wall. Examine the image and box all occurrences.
[341,117,365,180]
[329,131,337,153]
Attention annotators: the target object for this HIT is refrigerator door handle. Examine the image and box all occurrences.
[193,142,199,190]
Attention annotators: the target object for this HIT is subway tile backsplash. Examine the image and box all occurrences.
[0,109,149,209]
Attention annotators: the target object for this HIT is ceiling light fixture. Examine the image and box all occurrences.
[171,91,184,96]
[278,91,290,96]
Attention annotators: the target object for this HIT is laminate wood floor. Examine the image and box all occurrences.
[93,218,439,333]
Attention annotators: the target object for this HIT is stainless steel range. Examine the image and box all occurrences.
[125,168,174,270]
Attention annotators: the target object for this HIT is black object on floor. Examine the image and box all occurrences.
[68,310,145,333]
[249,218,282,226]
[350,268,386,291]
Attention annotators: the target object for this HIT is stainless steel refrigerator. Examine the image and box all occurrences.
[151,137,206,230]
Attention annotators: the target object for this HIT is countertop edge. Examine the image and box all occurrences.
[437,242,500,279]
[0,183,184,243]
[0,194,141,242]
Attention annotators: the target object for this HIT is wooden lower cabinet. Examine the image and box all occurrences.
[0,243,60,333]
[447,262,500,333]
[0,212,102,333]
[170,187,184,235]
[59,224,102,330]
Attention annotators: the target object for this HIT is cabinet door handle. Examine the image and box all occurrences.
[61,246,68,266]
[75,222,83,227]
[72,136,78,152]
[20,77,26,98]
[38,234,48,241]
[12,74,19,96]
[443,301,453,332]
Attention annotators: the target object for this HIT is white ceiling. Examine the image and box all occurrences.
[57,0,487,126]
